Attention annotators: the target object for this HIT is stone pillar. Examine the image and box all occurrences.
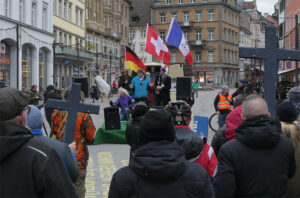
[47,50,53,85]
[32,48,39,90]
[10,44,17,88]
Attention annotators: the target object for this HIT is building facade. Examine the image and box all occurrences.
[85,0,131,86]
[53,0,93,89]
[152,0,240,87]
[129,0,154,64]
[0,0,54,91]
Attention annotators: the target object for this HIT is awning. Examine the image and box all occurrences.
[278,68,296,75]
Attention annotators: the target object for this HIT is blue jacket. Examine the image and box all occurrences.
[131,76,150,99]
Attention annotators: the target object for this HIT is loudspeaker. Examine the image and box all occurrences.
[176,77,192,100]
[74,77,89,98]
[104,107,121,130]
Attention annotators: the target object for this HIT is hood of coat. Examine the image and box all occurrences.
[235,115,281,148]
[223,105,243,140]
[129,141,187,182]
[0,123,32,162]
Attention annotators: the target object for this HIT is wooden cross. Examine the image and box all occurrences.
[46,83,100,144]
[239,25,300,117]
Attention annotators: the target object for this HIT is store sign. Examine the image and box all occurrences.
[0,56,10,65]
[0,43,5,54]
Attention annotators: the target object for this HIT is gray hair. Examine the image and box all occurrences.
[242,94,268,120]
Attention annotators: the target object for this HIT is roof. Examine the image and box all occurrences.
[129,0,155,27]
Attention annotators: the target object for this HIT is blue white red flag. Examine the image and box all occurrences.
[166,18,193,66]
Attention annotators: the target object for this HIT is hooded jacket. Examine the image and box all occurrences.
[213,116,296,198]
[0,123,77,197]
[211,105,243,156]
[109,141,214,198]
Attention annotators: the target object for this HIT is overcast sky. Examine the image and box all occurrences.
[256,0,278,14]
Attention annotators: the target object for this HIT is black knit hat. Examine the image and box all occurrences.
[139,109,176,144]
[277,101,299,123]
[132,102,148,119]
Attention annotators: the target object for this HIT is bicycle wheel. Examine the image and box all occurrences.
[209,113,219,132]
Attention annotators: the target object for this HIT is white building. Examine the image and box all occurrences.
[0,0,54,91]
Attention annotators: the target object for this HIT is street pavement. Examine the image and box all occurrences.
[43,88,231,198]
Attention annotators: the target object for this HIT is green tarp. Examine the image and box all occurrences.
[93,122,128,144]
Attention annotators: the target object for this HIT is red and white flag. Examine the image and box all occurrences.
[145,24,171,65]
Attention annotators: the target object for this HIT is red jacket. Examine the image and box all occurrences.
[147,79,155,103]
[223,105,243,140]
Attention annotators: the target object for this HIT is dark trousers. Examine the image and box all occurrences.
[134,98,147,103]
[155,94,170,107]
[218,113,229,128]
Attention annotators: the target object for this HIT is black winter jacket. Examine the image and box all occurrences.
[175,127,203,160]
[109,141,214,198]
[118,75,132,91]
[211,127,228,157]
[213,116,296,198]
[0,123,77,198]
[125,116,144,154]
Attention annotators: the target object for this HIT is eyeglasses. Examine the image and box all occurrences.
[25,106,31,115]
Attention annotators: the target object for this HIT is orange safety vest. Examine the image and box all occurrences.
[217,93,232,110]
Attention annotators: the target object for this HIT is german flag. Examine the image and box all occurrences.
[124,46,147,72]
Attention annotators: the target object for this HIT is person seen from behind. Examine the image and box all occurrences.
[155,66,171,106]
[192,79,199,98]
[277,101,300,197]
[213,95,296,198]
[165,101,218,178]
[109,110,214,197]
[51,88,96,198]
[0,87,77,197]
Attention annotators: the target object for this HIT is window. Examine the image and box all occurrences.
[93,12,96,22]
[129,31,135,39]
[195,51,201,62]
[184,12,189,22]
[160,31,166,40]
[167,0,171,4]
[171,52,176,62]
[160,13,166,23]
[64,34,67,45]
[184,32,189,41]
[196,11,202,22]
[191,0,195,2]
[5,0,10,17]
[178,0,183,3]
[80,40,83,48]
[32,2,37,26]
[208,51,214,62]
[116,0,119,11]
[131,44,135,51]
[235,32,237,43]
[69,35,72,45]
[19,0,24,22]
[42,7,47,30]
[208,10,215,21]
[104,15,108,27]
[208,29,215,40]
[80,10,83,27]
[196,29,202,40]
[223,50,227,63]
[104,0,109,5]
[59,0,62,17]
[54,0,57,14]
[203,0,207,2]
[75,8,78,25]
[224,29,227,41]
[68,3,72,21]
[54,30,57,42]
[59,32,62,43]
[141,30,146,38]
[140,44,145,51]
[172,12,177,20]
[64,2,67,19]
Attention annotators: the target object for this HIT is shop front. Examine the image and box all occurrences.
[0,41,11,86]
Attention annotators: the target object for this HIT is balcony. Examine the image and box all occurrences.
[183,21,190,26]
[180,21,192,29]
[55,46,93,62]
[86,21,105,34]
[190,40,205,47]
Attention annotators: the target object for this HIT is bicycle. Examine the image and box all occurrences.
[209,112,219,132]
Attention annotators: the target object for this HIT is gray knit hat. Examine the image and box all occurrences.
[221,85,229,91]
[288,87,300,100]
[0,87,29,121]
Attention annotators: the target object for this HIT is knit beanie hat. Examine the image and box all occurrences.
[277,101,299,123]
[26,105,43,130]
[288,87,300,100]
[0,87,29,121]
[221,85,229,91]
[132,102,149,119]
[139,109,176,144]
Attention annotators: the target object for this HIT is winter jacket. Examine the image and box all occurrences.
[118,75,132,91]
[213,116,296,198]
[114,95,135,115]
[125,116,144,154]
[28,89,41,105]
[43,89,62,127]
[32,129,79,183]
[192,82,199,91]
[0,123,77,197]
[211,105,243,156]
[175,126,218,177]
[131,75,150,99]
[232,87,245,98]
[147,79,155,103]
[109,141,214,198]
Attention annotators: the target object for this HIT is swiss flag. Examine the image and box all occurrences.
[145,24,171,65]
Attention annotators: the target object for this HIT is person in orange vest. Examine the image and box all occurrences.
[214,85,233,128]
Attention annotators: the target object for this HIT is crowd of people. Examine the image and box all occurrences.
[1,74,300,197]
